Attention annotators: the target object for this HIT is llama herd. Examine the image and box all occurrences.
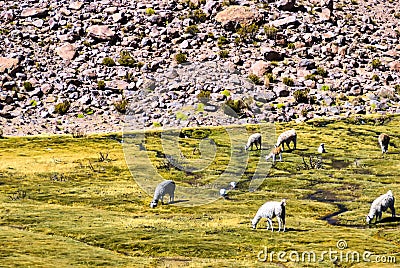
[149,129,397,232]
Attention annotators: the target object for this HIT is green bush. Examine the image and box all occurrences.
[321,84,330,91]
[217,36,228,48]
[114,99,128,114]
[175,53,187,64]
[54,100,71,115]
[197,90,211,103]
[219,50,229,58]
[371,58,381,69]
[304,74,317,81]
[265,73,275,83]
[236,23,259,43]
[264,25,278,39]
[293,88,310,103]
[102,57,115,66]
[118,51,137,67]
[98,80,105,90]
[185,25,199,35]
[192,9,207,22]
[287,43,295,49]
[282,77,294,86]
[223,99,247,117]
[221,89,230,98]
[248,74,262,85]
[23,81,33,91]
[371,74,379,81]
[276,103,285,109]
[394,84,400,94]
[176,111,188,121]
[316,67,328,77]
[145,8,155,15]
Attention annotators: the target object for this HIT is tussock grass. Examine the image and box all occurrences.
[1,115,400,266]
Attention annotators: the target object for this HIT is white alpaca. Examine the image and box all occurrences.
[378,133,390,154]
[276,129,296,151]
[245,133,262,151]
[366,190,395,224]
[252,199,286,232]
[150,180,176,208]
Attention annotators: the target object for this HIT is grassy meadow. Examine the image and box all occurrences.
[1,115,400,267]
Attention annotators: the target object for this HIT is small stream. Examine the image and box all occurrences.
[307,189,365,228]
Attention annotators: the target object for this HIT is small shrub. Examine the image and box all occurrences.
[114,99,128,114]
[175,53,187,64]
[221,89,230,98]
[54,100,71,115]
[152,121,162,127]
[219,50,229,58]
[276,103,285,109]
[236,23,259,43]
[321,84,330,91]
[207,32,215,39]
[102,57,115,66]
[77,113,84,118]
[287,43,295,49]
[197,90,211,103]
[196,103,205,112]
[23,81,33,91]
[316,67,328,77]
[98,80,105,90]
[305,74,317,81]
[351,0,358,4]
[293,88,310,104]
[217,36,228,48]
[282,77,294,86]
[185,25,199,35]
[193,9,207,22]
[394,84,400,94]
[270,61,279,66]
[84,108,94,115]
[30,100,38,107]
[265,73,275,83]
[301,108,308,117]
[223,98,247,117]
[248,74,262,85]
[176,111,188,121]
[371,58,381,69]
[118,51,136,67]
[145,8,155,15]
[264,25,278,39]
[371,74,379,81]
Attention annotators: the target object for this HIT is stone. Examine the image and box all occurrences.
[20,8,47,18]
[215,5,262,29]
[86,25,116,40]
[69,2,84,10]
[270,16,299,28]
[0,57,19,73]
[55,43,77,61]
[249,61,271,77]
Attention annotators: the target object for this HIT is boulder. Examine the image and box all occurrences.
[215,5,262,29]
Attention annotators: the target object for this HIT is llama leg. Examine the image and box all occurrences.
[267,218,274,232]
[169,193,174,204]
[277,217,282,232]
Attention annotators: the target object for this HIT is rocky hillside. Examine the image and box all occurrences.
[0,0,399,136]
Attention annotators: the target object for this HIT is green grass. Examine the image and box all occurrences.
[1,115,400,267]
